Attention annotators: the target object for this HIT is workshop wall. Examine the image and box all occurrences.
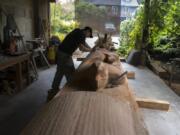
[0,0,34,41]
[0,0,50,45]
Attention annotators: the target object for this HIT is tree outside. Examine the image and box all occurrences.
[118,0,180,61]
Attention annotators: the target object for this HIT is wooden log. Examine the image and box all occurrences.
[127,71,135,79]
[68,50,126,90]
[21,49,149,135]
[66,49,148,135]
[136,98,170,111]
[21,92,137,135]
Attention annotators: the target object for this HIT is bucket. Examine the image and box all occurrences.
[48,46,56,64]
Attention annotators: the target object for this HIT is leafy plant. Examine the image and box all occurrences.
[149,0,180,60]
[50,3,79,40]
[117,5,144,56]
[118,0,180,60]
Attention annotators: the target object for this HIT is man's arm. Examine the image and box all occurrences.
[79,43,92,52]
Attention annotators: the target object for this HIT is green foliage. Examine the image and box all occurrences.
[118,0,180,59]
[117,6,144,56]
[129,5,144,49]
[149,0,180,59]
[117,19,134,56]
[50,3,79,40]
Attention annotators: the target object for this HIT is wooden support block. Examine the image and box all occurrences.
[120,57,126,62]
[127,71,135,79]
[150,61,168,78]
[171,82,180,96]
[76,57,85,61]
[136,98,170,111]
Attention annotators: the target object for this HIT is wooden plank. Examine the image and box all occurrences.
[171,82,180,96]
[127,71,135,79]
[150,61,168,78]
[0,53,30,70]
[120,57,126,62]
[136,98,170,111]
[16,62,23,91]
[26,59,30,85]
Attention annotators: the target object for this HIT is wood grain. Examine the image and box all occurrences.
[21,92,136,135]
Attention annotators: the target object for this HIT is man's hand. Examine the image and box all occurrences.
[79,43,92,52]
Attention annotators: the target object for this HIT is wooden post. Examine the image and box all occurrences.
[26,59,30,85]
[16,62,22,91]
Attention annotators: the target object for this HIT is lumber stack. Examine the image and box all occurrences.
[21,48,149,135]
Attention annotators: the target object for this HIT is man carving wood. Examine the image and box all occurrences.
[48,26,93,101]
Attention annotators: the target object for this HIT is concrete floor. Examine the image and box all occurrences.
[0,67,54,135]
[122,63,180,135]
[0,60,81,135]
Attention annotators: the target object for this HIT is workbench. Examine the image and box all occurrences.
[0,53,30,91]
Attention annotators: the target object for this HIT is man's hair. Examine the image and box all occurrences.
[83,26,93,38]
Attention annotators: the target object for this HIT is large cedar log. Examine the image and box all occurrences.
[21,49,149,135]
[21,92,137,135]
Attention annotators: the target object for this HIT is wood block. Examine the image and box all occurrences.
[127,71,135,79]
[136,98,170,111]
[150,61,168,78]
[76,57,85,61]
[171,82,180,96]
[120,57,126,62]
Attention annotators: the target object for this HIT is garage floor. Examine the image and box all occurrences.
[122,63,180,135]
[0,49,180,135]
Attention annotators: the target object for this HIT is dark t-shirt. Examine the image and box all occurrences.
[58,28,85,55]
